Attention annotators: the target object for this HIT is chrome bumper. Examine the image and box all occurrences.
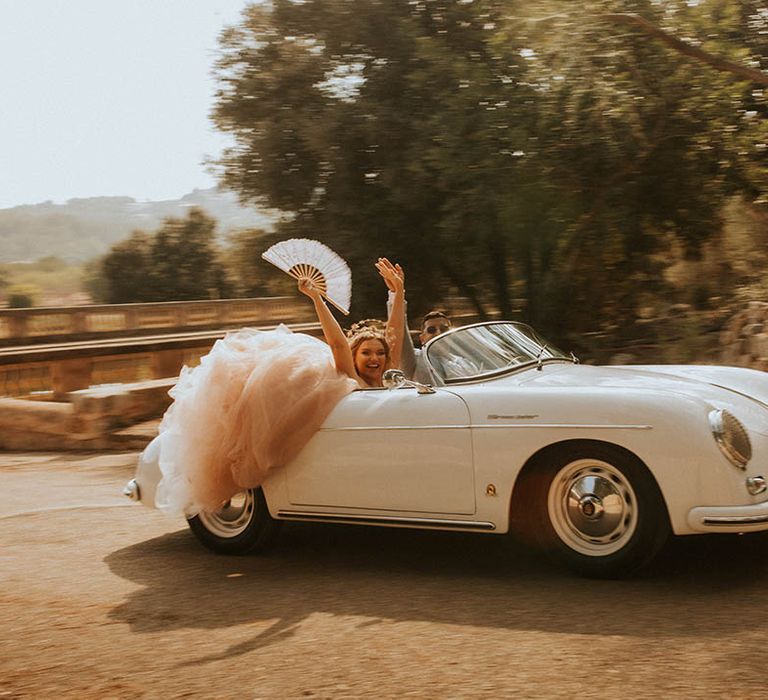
[688,499,768,533]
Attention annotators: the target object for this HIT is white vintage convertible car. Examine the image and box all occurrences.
[125,321,768,578]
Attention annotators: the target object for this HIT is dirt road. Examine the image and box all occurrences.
[2,452,768,699]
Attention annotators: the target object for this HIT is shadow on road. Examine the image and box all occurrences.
[105,523,768,664]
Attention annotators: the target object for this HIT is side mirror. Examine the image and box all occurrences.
[382,368,436,394]
[383,368,406,390]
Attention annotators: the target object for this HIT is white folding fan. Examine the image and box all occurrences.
[262,238,352,315]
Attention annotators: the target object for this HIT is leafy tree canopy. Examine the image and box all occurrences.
[212,0,767,342]
[96,209,234,304]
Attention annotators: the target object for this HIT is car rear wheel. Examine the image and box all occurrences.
[186,488,279,555]
[520,443,669,578]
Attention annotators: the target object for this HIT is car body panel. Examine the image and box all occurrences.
[446,376,767,535]
[283,388,476,515]
[513,363,768,435]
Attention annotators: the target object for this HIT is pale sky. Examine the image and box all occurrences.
[0,0,250,209]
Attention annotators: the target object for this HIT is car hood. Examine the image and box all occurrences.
[503,362,768,434]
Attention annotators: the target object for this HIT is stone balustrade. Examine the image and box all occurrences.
[0,296,313,346]
[0,323,325,399]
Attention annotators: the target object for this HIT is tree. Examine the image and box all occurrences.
[604,10,768,87]
[146,208,233,301]
[100,231,154,304]
[212,0,767,344]
[510,0,767,339]
[213,0,541,319]
[6,284,40,308]
[224,227,292,297]
[82,257,112,304]
[98,209,233,303]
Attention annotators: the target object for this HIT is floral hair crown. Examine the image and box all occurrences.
[345,318,386,338]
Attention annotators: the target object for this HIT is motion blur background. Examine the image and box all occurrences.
[1,0,766,363]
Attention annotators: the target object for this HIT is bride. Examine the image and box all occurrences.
[150,256,406,516]
[299,256,404,388]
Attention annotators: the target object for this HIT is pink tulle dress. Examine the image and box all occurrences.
[150,325,357,516]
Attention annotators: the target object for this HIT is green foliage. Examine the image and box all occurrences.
[212,0,767,345]
[147,208,231,301]
[96,209,235,303]
[6,283,40,308]
[0,258,86,306]
[517,0,767,338]
[81,258,110,304]
[224,227,297,297]
[100,231,154,304]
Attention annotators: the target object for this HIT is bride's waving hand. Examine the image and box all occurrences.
[375,257,405,370]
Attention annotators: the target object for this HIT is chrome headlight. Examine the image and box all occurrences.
[709,409,751,469]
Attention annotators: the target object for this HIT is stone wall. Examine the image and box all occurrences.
[0,378,175,451]
[720,301,768,371]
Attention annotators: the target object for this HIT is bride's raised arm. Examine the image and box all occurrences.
[376,258,405,370]
[298,278,357,380]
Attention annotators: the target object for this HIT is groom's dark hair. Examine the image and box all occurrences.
[421,310,450,329]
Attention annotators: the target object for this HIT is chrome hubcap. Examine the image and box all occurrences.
[548,459,638,556]
[197,490,255,539]
[576,494,604,521]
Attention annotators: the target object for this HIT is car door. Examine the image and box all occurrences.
[284,387,475,515]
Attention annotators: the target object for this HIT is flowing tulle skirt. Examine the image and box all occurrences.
[150,325,357,517]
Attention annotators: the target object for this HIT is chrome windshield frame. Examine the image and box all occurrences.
[423,320,571,385]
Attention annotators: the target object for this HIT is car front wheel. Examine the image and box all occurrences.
[186,488,279,555]
[521,444,669,578]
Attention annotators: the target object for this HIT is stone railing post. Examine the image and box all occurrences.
[122,307,138,332]
[71,310,87,334]
[50,358,93,400]
[8,312,29,338]
[151,349,186,379]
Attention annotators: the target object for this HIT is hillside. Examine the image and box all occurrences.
[0,189,277,263]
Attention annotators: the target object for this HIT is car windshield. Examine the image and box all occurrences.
[425,322,569,382]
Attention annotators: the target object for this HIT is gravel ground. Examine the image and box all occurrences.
[2,452,768,699]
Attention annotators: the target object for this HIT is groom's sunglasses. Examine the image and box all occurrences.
[425,323,450,335]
